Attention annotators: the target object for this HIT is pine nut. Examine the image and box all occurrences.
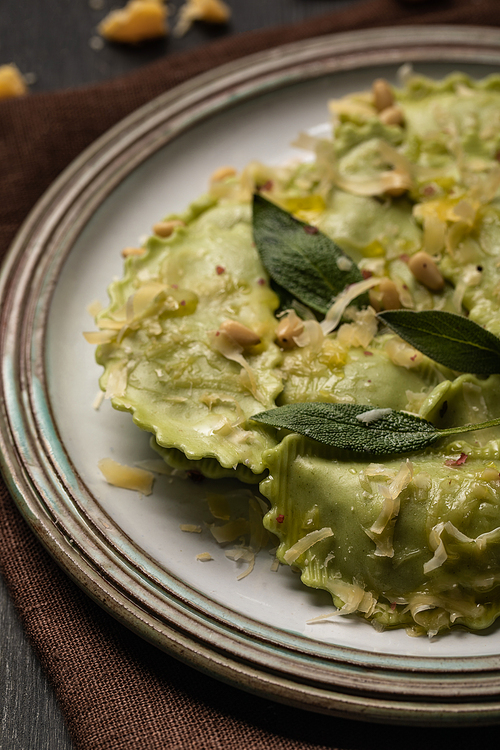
[152,220,185,237]
[408,251,445,292]
[275,311,304,349]
[219,319,261,348]
[379,105,405,126]
[481,467,500,482]
[372,78,394,112]
[369,279,402,312]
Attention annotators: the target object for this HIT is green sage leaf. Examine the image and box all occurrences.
[251,402,500,456]
[252,403,439,454]
[378,310,500,375]
[252,193,365,314]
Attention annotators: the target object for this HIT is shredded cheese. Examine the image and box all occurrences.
[180,524,203,533]
[196,552,213,561]
[210,330,264,403]
[92,390,105,411]
[209,518,249,543]
[283,527,334,565]
[207,493,231,520]
[321,277,382,334]
[98,457,154,495]
[87,299,104,317]
[366,461,413,558]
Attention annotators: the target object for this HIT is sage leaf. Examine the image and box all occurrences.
[251,402,500,456]
[252,193,365,315]
[378,310,500,375]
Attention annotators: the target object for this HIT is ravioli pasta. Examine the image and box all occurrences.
[91,73,500,636]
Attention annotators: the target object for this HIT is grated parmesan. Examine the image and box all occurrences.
[321,277,382,335]
[196,552,213,561]
[209,517,249,543]
[356,407,392,424]
[98,457,154,495]
[283,527,334,565]
[92,390,105,411]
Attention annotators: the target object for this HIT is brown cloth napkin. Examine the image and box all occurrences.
[2,1,500,748]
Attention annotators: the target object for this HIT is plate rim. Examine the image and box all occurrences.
[3,25,500,724]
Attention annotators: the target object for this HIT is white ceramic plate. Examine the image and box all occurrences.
[3,26,500,725]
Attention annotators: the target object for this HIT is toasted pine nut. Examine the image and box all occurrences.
[379,105,405,126]
[121,246,146,258]
[152,220,185,238]
[369,279,402,312]
[219,319,260,348]
[275,311,305,349]
[408,251,445,292]
[210,166,237,183]
[372,78,394,112]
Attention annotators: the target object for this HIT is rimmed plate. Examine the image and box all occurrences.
[3,26,500,725]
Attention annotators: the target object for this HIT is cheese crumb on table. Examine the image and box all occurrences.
[0,64,28,100]
[174,0,231,37]
[98,0,168,44]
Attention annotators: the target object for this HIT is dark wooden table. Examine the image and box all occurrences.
[0,2,362,747]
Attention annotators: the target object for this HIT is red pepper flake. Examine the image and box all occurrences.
[258,278,266,286]
[399,254,410,263]
[364,351,373,356]
[361,269,373,279]
[215,331,220,336]
[422,185,436,196]
[390,602,397,611]
[303,225,319,235]
[180,300,186,306]
[445,453,468,467]
[216,265,225,275]
[410,354,417,361]
[171,284,178,289]
[276,514,285,524]
[187,470,204,483]
[258,180,273,192]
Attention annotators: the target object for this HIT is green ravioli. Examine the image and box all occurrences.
[95,200,283,475]
[91,72,500,635]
